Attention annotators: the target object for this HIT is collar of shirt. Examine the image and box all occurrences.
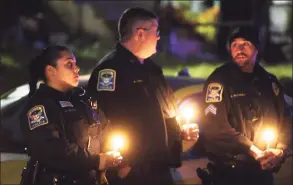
[38,84,70,100]
[116,43,152,65]
[229,62,269,83]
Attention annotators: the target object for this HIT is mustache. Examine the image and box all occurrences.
[235,53,247,58]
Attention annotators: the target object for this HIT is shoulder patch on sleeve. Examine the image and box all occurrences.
[27,105,49,130]
[205,83,224,103]
[97,69,116,91]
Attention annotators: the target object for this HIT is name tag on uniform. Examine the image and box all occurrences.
[133,79,143,83]
[230,93,246,98]
[59,101,74,108]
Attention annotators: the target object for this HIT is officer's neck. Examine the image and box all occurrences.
[47,81,72,93]
[235,59,256,73]
[121,42,145,64]
[240,64,254,73]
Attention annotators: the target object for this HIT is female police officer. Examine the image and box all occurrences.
[19,45,121,185]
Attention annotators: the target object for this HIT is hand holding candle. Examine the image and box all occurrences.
[182,123,199,141]
[108,134,126,165]
[257,128,283,170]
[179,102,199,141]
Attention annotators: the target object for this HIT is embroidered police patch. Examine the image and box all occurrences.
[27,105,49,130]
[97,69,116,91]
[59,101,74,108]
[272,82,280,96]
[205,83,224,103]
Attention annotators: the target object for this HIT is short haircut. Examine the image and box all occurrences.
[118,7,157,41]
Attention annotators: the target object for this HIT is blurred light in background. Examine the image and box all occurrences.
[161,0,220,43]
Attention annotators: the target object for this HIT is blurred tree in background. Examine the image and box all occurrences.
[0,0,291,95]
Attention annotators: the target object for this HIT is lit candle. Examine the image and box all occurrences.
[111,135,124,152]
[262,129,275,150]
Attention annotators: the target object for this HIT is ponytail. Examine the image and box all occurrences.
[28,56,42,98]
[27,45,70,98]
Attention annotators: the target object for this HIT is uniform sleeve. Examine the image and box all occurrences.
[87,67,144,165]
[273,79,292,152]
[87,67,133,121]
[201,79,253,154]
[20,102,100,173]
[159,75,182,139]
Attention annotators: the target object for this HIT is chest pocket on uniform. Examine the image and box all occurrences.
[60,101,101,155]
[61,106,87,146]
[229,87,261,122]
[126,66,151,101]
[80,100,102,155]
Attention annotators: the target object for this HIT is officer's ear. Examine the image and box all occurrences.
[135,29,144,41]
[45,65,57,78]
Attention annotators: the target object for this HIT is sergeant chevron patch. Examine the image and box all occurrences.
[205,104,217,116]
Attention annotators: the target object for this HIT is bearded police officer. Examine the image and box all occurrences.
[200,27,292,185]
[87,7,198,185]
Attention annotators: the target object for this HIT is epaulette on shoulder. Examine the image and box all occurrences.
[207,63,229,80]
[268,73,278,81]
[95,50,116,68]
[147,60,163,73]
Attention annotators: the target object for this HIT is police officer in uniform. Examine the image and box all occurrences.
[200,27,292,185]
[19,45,121,185]
[87,7,197,185]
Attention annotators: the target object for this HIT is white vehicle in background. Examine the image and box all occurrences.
[1,73,292,185]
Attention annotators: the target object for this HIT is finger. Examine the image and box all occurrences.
[263,151,274,156]
[257,152,273,161]
[190,133,199,138]
[260,156,275,166]
[269,156,282,167]
[262,162,273,170]
[190,130,199,134]
[256,155,267,161]
[261,157,275,170]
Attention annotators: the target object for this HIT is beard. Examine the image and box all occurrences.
[233,53,251,68]
[233,59,250,68]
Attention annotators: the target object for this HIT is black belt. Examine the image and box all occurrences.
[209,154,261,170]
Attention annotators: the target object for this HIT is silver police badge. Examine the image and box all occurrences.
[97,69,116,91]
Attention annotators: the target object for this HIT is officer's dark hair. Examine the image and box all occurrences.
[28,45,70,98]
[118,7,157,42]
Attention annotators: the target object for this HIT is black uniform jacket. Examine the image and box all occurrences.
[87,43,181,169]
[202,62,291,163]
[20,84,102,179]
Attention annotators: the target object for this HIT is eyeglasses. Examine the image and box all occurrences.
[136,27,160,37]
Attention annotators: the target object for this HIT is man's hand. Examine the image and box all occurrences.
[98,151,123,170]
[182,123,199,141]
[118,165,131,179]
[257,148,284,170]
[249,145,264,160]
